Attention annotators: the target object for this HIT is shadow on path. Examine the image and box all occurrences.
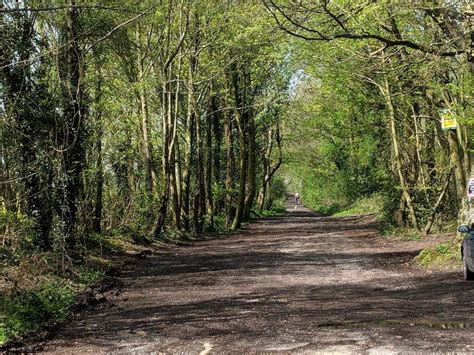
[43,196,474,353]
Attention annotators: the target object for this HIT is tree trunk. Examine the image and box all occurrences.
[154,80,171,238]
[212,96,223,213]
[232,110,247,230]
[136,25,156,195]
[424,170,452,235]
[259,125,282,212]
[258,129,272,212]
[138,72,156,195]
[60,0,87,249]
[2,13,53,249]
[205,98,214,228]
[447,130,466,202]
[224,108,235,228]
[92,66,104,234]
[383,77,420,232]
[182,76,194,231]
[169,80,181,230]
[244,114,256,220]
[194,94,206,233]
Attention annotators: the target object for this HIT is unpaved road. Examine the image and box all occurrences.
[43,201,474,353]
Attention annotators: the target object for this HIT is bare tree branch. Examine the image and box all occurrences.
[0,4,142,14]
[263,0,466,58]
[84,6,155,55]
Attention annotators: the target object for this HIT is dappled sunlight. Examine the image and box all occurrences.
[43,198,474,352]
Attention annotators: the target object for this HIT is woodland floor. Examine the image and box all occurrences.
[39,199,474,353]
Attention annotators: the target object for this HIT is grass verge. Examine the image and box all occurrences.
[331,194,385,218]
[327,195,462,269]
[0,229,154,347]
[260,206,287,217]
[1,205,287,347]
[415,235,462,269]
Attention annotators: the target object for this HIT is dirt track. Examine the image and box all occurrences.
[43,199,474,353]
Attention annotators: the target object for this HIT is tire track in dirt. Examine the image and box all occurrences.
[42,198,474,353]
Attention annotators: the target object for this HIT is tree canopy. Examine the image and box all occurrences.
[0,0,473,344]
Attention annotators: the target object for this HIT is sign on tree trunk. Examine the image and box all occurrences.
[440,109,457,131]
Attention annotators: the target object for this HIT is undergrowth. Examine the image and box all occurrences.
[415,236,462,268]
[381,226,423,241]
[0,247,106,346]
[0,197,287,346]
[0,210,138,346]
[1,280,76,343]
[260,206,286,217]
[332,194,385,217]
[326,194,462,269]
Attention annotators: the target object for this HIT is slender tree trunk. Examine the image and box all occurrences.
[92,66,103,234]
[244,114,256,220]
[259,125,282,212]
[228,64,248,230]
[93,128,103,234]
[441,93,467,203]
[169,80,181,230]
[411,104,426,189]
[173,66,183,217]
[60,0,87,249]
[424,170,452,234]
[447,130,466,202]
[154,80,171,237]
[258,130,271,211]
[136,25,156,195]
[205,100,214,228]
[2,14,53,249]
[194,95,206,233]
[461,126,470,180]
[383,77,420,232]
[224,108,235,228]
[212,97,223,213]
[182,77,194,230]
[138,76,156,195]
[232,109,247,230]
[153,2,188,237]
[184,50,205,233]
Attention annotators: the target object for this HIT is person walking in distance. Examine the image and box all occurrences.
[295,192,301,205]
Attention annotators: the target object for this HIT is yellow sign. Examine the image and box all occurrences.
[440,109,457,131]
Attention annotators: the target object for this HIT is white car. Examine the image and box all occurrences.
[458,225,474,281]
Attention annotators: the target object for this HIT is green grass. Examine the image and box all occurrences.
[0,263,107,346]
[0,280,76,344]
[1,198,291,346]
[332,194,385,217]
[0,327,6,345]
[261,206,286,217]
[313,204,342,216]
[381,225,422,241]
[0,228,115,346]
[319,193,462,269]
[415,238,462,268]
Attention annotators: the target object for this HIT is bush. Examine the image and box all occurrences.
[332,194,385,217]
[0,281,75,343]
[265,176,287,210]
[0,209,37,254]
[415,239,462,268]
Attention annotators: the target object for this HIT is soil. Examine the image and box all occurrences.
[39,200,474,353]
